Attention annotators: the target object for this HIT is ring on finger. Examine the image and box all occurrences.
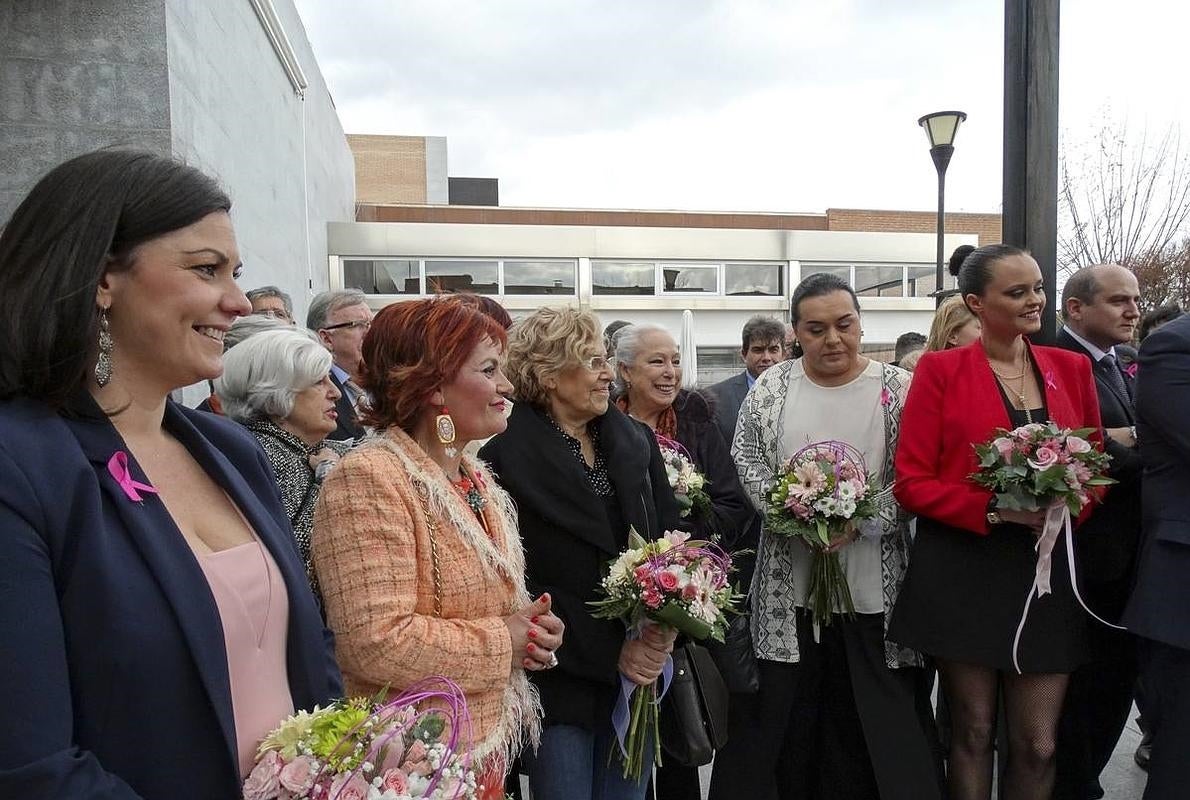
[547,652,559,668]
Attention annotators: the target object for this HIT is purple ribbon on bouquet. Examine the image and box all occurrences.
[1010,504,1127,674]
[612,627,675,759]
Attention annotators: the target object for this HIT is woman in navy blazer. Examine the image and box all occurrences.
[0,151,341,799]
[888,245,1103,800]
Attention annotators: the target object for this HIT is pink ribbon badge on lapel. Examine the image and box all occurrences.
[107,451,158,502]
[1124,363,1138,379]
[1044,371,1057,391]
[880,387,892,407]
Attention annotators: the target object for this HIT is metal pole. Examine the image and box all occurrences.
[1003,0,1060,343]
[936,167,946,308]
[930,144,955,308]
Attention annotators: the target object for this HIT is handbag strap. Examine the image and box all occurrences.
[413,481,444,617]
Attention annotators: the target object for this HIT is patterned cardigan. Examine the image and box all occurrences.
[732,359,922,669]
[311,427,540,768]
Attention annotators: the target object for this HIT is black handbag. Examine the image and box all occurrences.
[658,642,730,767]
[706,611,760,694]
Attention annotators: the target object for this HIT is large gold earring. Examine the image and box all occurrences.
[95,308,114,387]
[435,405,457,456]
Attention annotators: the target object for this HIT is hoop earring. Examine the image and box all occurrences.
[435,405,457,452]
[95,308,114,387]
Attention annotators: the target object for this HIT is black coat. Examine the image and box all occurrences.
[480,402,681,730]
[1124,313,1190,651]
[1055,328,1142,597]
[672,390,758,587]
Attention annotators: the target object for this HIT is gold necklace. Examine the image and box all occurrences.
[988,346,1034,423]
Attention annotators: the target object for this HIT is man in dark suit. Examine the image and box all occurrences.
[1053,264,1143,800]
[307,289,372,441]
[1123,311,1190,799]
[708,315,785,446]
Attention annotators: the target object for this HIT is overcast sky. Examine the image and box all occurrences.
[293,0,1189,215]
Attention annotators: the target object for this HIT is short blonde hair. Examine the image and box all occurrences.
[506,307,603,407]
[927,295,978,352]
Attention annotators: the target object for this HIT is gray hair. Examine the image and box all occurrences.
[613,323,675,393]
[306,288,368,331]
[214,328,333,423]
[245,285,293,316]
[223,314,286,352]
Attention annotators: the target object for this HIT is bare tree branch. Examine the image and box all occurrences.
[1059,119,1190,312]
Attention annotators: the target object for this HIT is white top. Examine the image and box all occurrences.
[778,358,886,614]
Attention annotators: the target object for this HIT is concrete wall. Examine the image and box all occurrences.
[165,0,355,323]
[0,0,171,220]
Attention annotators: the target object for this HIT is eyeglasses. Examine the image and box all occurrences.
[321,320,371,332]
[254,309,292,321]
[581,355,611,372]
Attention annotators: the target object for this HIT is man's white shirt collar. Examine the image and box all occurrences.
[1062,325,1116,363]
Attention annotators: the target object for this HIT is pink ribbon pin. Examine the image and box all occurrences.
[880,387,892,407]
[107,451,158,502]
[1044,371,1057,391]
[1124,363,1138,379]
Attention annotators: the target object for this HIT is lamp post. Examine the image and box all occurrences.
[918,110,967,307]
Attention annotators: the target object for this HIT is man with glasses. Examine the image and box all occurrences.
[246,285,295,324]
[308,289,373,441]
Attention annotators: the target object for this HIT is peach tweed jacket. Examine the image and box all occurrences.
[312,427,540,767]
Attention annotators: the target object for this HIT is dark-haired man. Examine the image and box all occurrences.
[708,315,785,446]
[1053,264,1142,800]
[891,331,926,367]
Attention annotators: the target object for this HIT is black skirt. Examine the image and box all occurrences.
[889,515,1090,673]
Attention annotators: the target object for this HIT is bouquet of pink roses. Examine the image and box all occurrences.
[242,678,479,800]
[765,440,879,628]
[971,421,1113,515]
[971,422,1115,673]
[589,529,741,780]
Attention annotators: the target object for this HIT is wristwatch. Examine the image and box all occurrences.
[986,497,1002,527]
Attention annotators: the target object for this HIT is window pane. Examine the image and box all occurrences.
[592,261,655,295]
[908,265,941,298]
[424,260,498,294]
[801,265,851,287]
[343,259,420,294]
[661,265,717,293]
[725,263,782,296]
[503,261,576,295]
[854,265,905,297]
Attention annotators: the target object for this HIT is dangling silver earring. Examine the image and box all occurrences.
[95,308,114,387]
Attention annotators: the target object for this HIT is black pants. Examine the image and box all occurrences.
[707,612,940,800]
[1054,626,1137,800]
[1138,639,1190,800]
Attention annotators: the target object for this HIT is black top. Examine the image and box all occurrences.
[480,403,680,729]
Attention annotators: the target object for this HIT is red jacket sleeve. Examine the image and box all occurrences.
[894,352,996,535]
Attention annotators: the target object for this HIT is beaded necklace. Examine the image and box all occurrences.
[451,469,489,519]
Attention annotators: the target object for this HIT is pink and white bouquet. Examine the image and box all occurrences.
[589,529,741,780]
[242,678,479,800]
[766,441,880,628]
[655,433,710,519]
[971,422,1113,515]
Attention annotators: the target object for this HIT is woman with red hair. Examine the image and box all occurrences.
[312,295,564,797]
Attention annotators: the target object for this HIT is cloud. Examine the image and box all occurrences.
[294,0,1190,213]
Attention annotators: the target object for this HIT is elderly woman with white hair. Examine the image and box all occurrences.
[214,327,348,587]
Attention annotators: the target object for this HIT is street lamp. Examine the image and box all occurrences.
[918,110,967,306]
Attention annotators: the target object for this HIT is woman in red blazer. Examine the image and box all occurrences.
[888,244,1103,800]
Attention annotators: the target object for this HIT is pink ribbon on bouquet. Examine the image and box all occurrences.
[107,451,158,502]
[1010,503,1126,673]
